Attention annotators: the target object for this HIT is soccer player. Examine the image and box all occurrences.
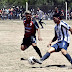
[21,10,42,59]
[37,8,46,28]
[33,13,72,67]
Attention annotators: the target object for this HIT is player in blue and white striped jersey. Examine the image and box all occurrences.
[33,13,72,67]
[54,20,70,43]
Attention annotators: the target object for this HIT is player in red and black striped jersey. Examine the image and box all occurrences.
[21,10,42,58]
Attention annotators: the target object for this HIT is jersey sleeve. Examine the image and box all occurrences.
[32,20,39,29]
[61,21,71,30]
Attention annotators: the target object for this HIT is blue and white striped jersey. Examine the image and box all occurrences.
[54,20,71,43]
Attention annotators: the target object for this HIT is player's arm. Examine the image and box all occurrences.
[37,28,42,41]
[23,20,25,32]
[47,30,57,47]
[33,20,42,41]
[69,27,72,34]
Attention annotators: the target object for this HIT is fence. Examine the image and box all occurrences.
[28,4,66,14]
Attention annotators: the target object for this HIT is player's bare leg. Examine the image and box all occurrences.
[21,45,28,60]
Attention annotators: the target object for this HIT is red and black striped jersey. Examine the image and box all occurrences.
[23,20,39,38]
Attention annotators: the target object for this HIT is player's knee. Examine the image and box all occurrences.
[48,47,55,53]
[21,47,24,51]
[32,43,37,46]
[21,45,26,51]
[61,49,67,55]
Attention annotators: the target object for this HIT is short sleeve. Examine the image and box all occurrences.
[32,20,39,29]
[61,21,71,30]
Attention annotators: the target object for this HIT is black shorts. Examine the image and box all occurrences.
[21,36,36,47]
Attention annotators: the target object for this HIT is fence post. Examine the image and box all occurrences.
[65,2,67,20]
[26,2,28,11]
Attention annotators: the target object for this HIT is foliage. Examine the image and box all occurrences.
[0,0,72,9]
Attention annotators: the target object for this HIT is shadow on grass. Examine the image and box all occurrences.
[31,64,66,68]
[20,58,67,69]
[20,58,27,60]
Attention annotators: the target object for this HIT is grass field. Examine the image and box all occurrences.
[0,20,72,72]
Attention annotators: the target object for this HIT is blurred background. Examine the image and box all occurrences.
[0,0,72,20]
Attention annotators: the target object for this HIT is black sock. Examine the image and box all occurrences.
[39,20,43,28]
[41,52,50,61]
[33,46,42,58]
[40,23,43,28]
[64,53,72,64]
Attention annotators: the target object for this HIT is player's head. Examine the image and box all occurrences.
[55,7,58,11]
[37,7,40,11]
[53,13,61,24]
[24,10,31,21]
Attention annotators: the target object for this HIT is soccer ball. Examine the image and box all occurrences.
[28,56,35,65]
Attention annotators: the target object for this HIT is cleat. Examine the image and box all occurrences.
[33,58,42,64]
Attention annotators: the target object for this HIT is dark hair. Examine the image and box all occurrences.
[53,11,62,20]
[53,13,60,17]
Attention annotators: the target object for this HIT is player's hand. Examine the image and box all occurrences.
[38,37,42,41]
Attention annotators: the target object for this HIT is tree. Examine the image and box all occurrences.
[0,0,72,10]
